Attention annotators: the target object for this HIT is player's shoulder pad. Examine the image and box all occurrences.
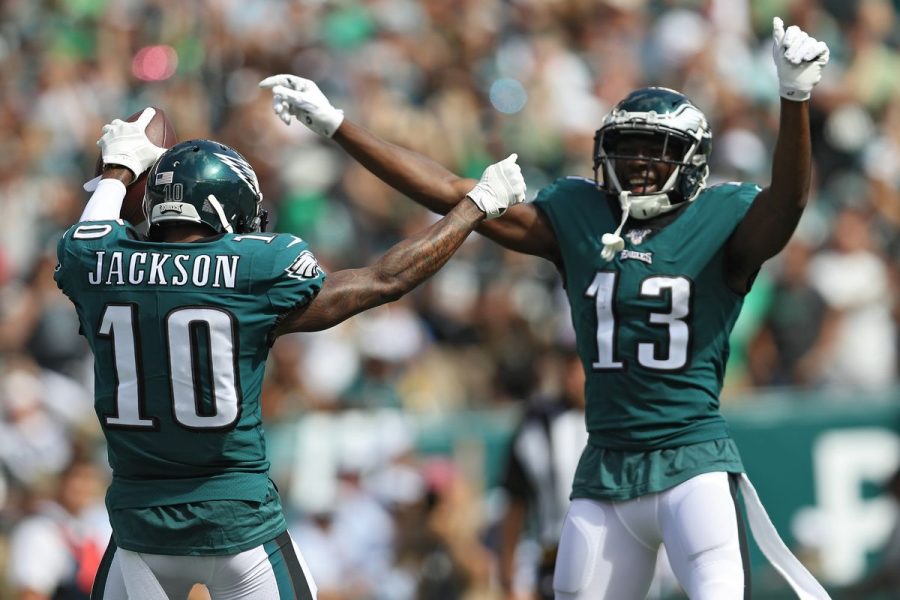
[228,232,324,282]
[535,176,598,202]
[694,181,762,213]
[701,181,761,206]
[224,232,302,255]
[271,235,318,273]
[61,219,132,245]
[228,231,297,246]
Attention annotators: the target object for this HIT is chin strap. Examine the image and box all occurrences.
[206,194,234,233]
[601,191,632,261]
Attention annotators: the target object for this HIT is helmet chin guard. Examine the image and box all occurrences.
[619,191,673,220]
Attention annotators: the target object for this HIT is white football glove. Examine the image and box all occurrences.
[466,154,527,220]
[97,107,166,183]
[772,17,829,102]
[259,74,345,138]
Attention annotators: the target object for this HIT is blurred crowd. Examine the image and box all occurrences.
[0,0,898,598]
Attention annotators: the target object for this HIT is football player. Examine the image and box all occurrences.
[55,112,525,599]
[260,17,830,600]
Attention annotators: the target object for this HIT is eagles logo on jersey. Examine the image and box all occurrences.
[285,250,322,280]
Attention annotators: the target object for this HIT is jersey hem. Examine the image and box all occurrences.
[107,471,272,509]
[571,461,745,502]
[587,421,731,450]
[112,524,287,556]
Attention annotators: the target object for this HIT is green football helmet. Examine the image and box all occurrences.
[593,87,712,220]
[143,139,267,235]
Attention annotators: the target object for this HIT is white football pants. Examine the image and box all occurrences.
[553,471,749,600]
[91,531,317,600]
[553,471,830,600]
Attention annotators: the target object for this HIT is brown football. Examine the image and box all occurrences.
[94,107,177,225]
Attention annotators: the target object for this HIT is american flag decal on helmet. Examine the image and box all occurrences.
[214,152,261,196]
[285,250,321,280]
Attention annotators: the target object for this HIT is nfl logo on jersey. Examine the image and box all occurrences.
[625,228,651,245]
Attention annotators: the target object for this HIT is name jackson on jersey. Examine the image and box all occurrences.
[87,250,241,288]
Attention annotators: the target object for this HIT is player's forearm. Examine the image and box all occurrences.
[769,99,812,215]
[78,168,133,222]
[333,120,477,214]
[756,99,812,256]
[370,198,483,298]
[728,100,812,274]
[277,200,483,333]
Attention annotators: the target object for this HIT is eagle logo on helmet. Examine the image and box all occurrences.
[593,87,712,221]
[214,152,262,198]
[592,88,713,261]
[144,140,267,237]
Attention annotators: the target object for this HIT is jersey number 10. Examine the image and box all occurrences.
[98,304,241,430]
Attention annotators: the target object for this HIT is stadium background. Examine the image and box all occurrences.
[0,0,897,597]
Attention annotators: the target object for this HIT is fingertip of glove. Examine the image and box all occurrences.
[772,16,784,37]
[136,107,156,126]
[83,176,101,192]
[259,75,280,88]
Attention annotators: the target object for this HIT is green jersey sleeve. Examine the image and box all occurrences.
[54,220,136,298]
[532,176,610,230]
[255,234,326,314]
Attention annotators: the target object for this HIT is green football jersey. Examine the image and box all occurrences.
[55,220,324,553]
[533,177,759,450]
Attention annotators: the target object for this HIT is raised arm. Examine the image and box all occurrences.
[79,107,166,222]
[275,200,481,333]
[274,158,526,334]
[725,18,829,292]
[259,75,560,263]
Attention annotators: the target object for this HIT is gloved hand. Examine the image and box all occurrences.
[466,154,527,220]
[259,74,345,137]
[772,17,830,102]
[97,107,167,182]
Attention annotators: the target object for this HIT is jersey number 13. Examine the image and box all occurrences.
[585,272,691,371]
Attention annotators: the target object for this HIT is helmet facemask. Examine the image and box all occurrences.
[593,88,711,221]
[592,87,712,261]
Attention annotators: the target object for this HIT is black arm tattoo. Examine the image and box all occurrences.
[275,200,485,334]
